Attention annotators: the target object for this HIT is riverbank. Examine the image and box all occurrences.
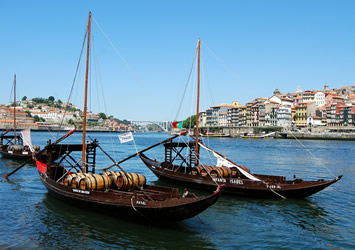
[275,131,355,140]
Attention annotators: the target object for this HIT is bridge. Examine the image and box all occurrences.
[131,121,172,132]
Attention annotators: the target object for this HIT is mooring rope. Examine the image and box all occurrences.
[265,182,287,199]
[289,132,337,178]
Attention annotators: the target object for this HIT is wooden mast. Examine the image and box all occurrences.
[13,74,16,145]
[82,12,91,173]
[195,39,200,166]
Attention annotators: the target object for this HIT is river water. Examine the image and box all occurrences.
[0,131,353,249]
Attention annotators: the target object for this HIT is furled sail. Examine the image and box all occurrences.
[198,142,261,181]
[21,129,34,152]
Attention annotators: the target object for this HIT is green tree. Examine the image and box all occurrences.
[32,97,47,104]
[33,115,40,122]
[40,117,46,122]
[24,110,32,117]
[182,115,196,128]
[57,99,63,104]
[68,119,74,125]
[22,96,27,101]
[48,96,55,102]
[98,112,107,119]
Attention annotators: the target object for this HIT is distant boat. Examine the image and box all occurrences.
[139,39,342,199]
[34,13,222,222]
[201,132,231,138]
[0,75,40,160]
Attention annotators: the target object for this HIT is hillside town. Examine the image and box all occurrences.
[199,84,355,132]
[1,84,355,134]
[0,97,134,131]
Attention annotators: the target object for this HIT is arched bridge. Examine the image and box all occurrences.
[131,121,172,131]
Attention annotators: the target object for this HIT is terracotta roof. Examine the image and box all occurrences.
[0,119,18,122]
[281,97,293,101]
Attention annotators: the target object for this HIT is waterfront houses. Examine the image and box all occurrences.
[199,85,355,131]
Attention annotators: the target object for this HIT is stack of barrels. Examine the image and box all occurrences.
[63,171,146,191]
[191,165,250,178]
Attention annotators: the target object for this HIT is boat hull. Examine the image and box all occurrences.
[0,149,34,160]
[38,170,221,222]
[139,153,342,199]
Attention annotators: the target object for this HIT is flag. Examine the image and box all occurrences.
[118,132,134,143]
[172,121,183,129]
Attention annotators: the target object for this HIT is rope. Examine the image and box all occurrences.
[265,182,287,199]
[55,28,88,141]
[130,197,145,217]
[289,131,337,178]
[175,47,198,121]
[130,197,138,212]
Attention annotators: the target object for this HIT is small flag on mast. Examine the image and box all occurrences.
[118,132,134,143]
[172,121,183,129]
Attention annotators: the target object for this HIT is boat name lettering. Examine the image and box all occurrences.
[8,151,13,154]
[213,178,226,183]
[136,200,146,205]
[22,151,29,155]
[72,189,90,195]
[230,179,244,185]
[268,185,281,189]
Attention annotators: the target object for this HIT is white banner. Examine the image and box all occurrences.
[118,132,134,143]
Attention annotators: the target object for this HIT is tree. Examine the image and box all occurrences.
[24,110,32,117]
[68,119,74,125]
[57,99,63,104]
[182,115,196,128]
[33,115,40,122]
[98,112,107,120]
[48,96,55,102]
[22,96,27,101]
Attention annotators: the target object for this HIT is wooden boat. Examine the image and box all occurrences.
[0,75,40,160]
[201,132,231,138]
[34,12,222,222]
[139,39,342,199]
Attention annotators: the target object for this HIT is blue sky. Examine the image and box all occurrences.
[1,0,355,121]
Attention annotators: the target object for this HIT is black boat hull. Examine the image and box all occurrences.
[140,153,342,199]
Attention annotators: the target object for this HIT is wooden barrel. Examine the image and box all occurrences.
[63,173,81,186]
[102,171,122,184]
[79,174,112,191]
[210,167,224,178]
[191,167,200,175]
[218,166,231,178]
[198,165,212,177]
[64,173,89,188]
[230,165,250,177]
[230,167,238,177]
[116,173,146,190]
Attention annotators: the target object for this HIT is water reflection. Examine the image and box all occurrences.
[38,194,216,249]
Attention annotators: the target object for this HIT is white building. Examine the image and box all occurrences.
[277,106,292,129]
[314,91,326,107]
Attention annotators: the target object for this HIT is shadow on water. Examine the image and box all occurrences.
[35,194,216,249]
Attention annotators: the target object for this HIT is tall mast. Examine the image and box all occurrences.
[13,74,16,145]
[82,11,91,173]
[195,39,200,166]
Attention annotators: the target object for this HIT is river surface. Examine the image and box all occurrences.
[0,131,354,249]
